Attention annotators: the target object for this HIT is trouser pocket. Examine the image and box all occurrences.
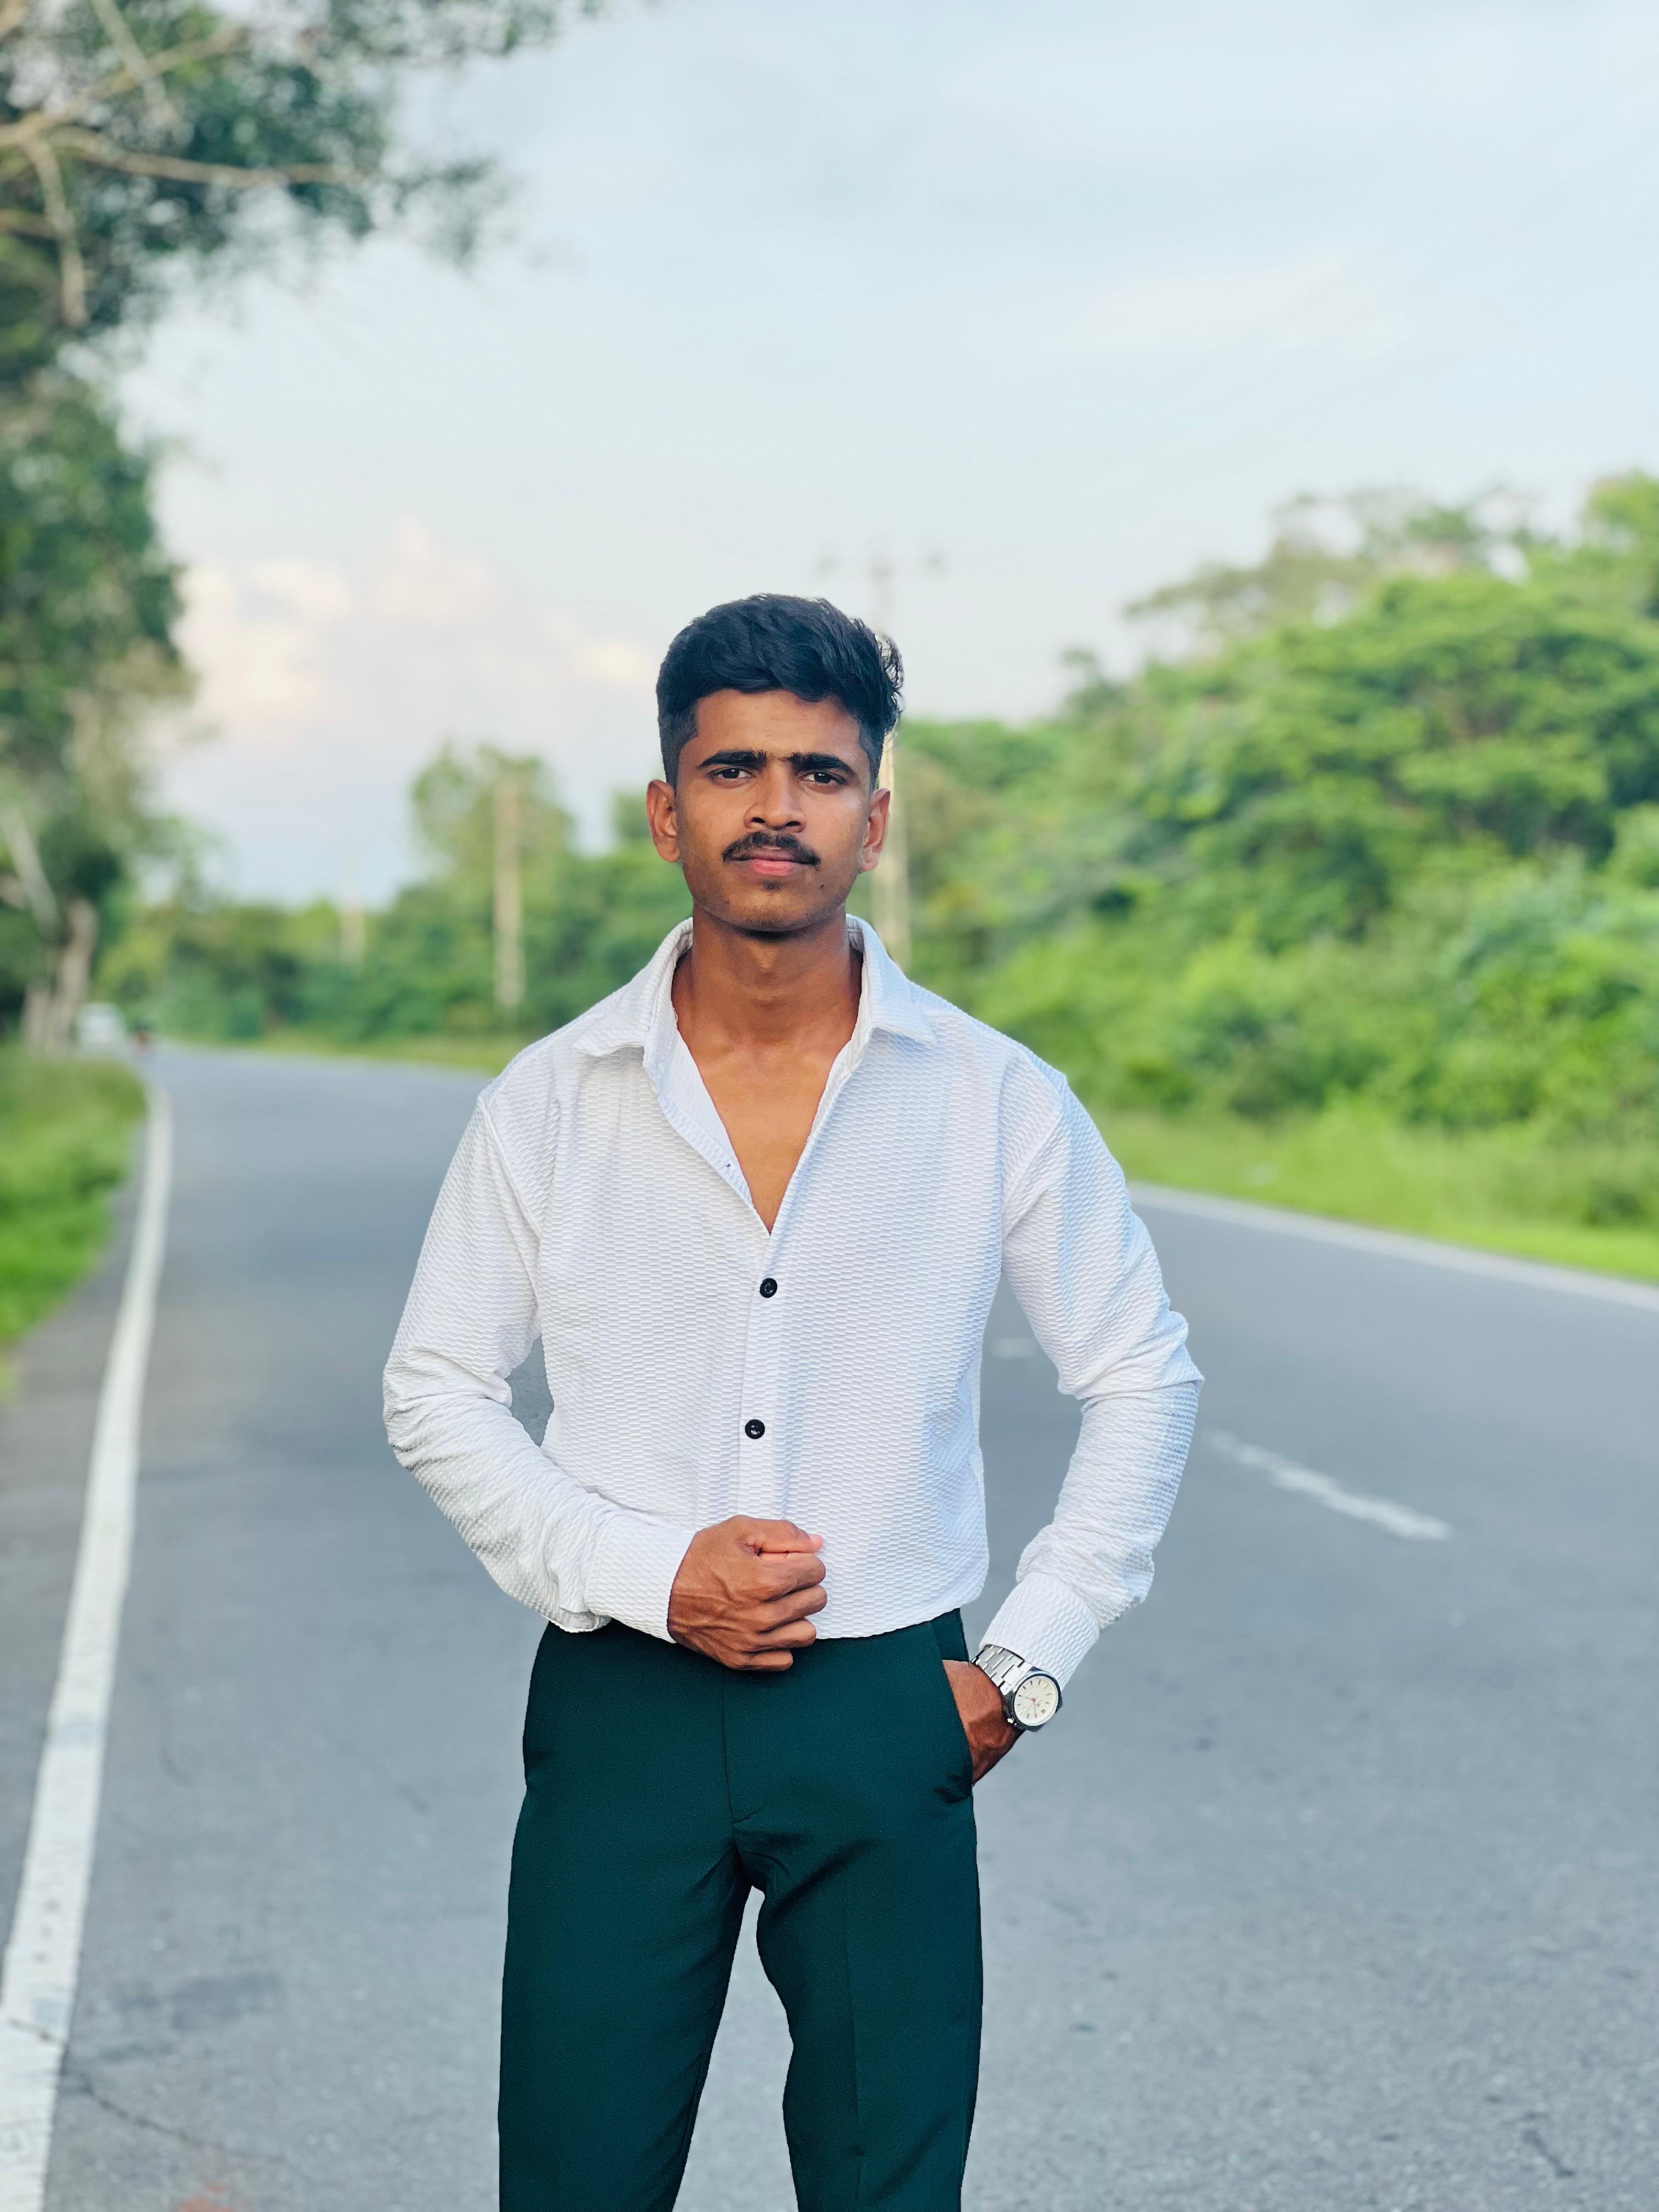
[918,1615,975,1800]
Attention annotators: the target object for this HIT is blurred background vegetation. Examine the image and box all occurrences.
[0,0,597,1350]
[2,3,1656,1293]
[68,468,1659,1280]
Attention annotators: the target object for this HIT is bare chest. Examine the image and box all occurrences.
[691,1053,840,1232]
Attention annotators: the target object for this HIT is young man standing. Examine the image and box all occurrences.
[383,595,1200,2212]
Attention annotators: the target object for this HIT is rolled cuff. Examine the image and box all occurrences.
[583,1511,701,1642]
[980,1571,1103,1689]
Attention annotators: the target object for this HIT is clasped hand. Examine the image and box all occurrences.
[666,1519,1018,1784]
[665,1517,826,1671]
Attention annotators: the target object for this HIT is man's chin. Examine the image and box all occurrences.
[701,888,841,939]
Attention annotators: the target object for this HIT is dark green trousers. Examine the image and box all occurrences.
[499,1612,982,2211]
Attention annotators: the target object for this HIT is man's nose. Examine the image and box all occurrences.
[747,762,803,824]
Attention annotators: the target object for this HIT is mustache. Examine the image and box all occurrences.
[722,832,821,867]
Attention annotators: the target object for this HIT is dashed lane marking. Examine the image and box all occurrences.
[1206,1427,1453,1542]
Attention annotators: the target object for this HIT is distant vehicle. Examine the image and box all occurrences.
[75,1002,128,1054]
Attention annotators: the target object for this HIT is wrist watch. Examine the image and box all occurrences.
[973,1643,1062,1731]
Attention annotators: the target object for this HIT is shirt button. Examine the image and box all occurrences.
[744,1419,766,1440]
[759,1277,778,1299]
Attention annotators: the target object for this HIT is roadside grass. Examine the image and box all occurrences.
[0,1049,147,1373]
[1097,1104,1659,1286]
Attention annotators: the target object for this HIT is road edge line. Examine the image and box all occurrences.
[1130,1180,1659,1314]
[0,1084,173,2211]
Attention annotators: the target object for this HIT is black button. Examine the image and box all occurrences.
[759,1277,778,1299]
[744,1418,766,1440]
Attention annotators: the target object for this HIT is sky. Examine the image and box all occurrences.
[127,0,1659,902]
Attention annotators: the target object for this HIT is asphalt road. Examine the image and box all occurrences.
[2,1043,1654,2212]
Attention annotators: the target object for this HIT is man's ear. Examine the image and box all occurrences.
[645,777,681,863]
[857,785,891,876]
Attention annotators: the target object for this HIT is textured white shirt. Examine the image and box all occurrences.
[383,919,1200,1685]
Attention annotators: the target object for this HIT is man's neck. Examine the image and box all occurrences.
[673,905,861,1054]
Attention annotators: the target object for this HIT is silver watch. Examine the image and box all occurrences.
[973,1643,1062,1731]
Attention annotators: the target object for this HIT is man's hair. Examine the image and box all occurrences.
[656,594,903,786]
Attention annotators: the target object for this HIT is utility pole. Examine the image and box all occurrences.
[816,548,945,973]
[865,552,911,969]
[493,765,525,1019]
[339,849,366,967]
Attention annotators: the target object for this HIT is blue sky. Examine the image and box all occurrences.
[129,0,1659,900]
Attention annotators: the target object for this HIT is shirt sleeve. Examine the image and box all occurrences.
[382,1097,699,1639]
[981,1080,1201,1686]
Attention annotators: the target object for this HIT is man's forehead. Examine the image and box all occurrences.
[685,690,866,758]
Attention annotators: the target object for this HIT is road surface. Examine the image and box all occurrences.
[1,1044,1653,2211]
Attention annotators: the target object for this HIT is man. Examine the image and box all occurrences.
[383,594,1200,2211]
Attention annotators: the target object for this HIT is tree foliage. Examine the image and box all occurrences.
[104,475,1659,1222]
[1122,486,1533,650]
[0,370,179,785]
[104,747,691,1040]
[0,0,597,363]
[0,0,602,1039]
[918,475,1659,1183]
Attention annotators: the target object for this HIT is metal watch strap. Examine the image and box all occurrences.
[974,1643,1060,1730]
[974,1643,1027,1695]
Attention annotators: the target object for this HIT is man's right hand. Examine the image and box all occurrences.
[667,1518,827,1670]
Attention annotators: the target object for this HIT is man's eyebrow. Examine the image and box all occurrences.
[789,751,859,775]
[697,748,859,775]
[698,748,769,771]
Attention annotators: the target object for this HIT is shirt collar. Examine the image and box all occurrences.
[572,915,936,1064]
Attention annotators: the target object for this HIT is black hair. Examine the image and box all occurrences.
[656,594,903,786]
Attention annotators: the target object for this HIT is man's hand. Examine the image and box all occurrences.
[668,1518,827,1670]
[944,1658,1020,1785]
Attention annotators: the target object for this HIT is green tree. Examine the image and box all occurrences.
[1,0,598,365]
[0,0,605,1041]
[948,477,1659,1170]
[1124,486,1531,651]
[0,374,184,1035]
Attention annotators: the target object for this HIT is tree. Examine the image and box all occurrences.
[0,0,605,1041]
[1125,487,1532,652]
[961,476,1659,1146]
[0,372,184,1039]
[0,0,600,364]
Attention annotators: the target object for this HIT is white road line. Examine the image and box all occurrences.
[0,1086,172,2211]
[1206,1427,1453,1543]
[1130,1181,1659,1314]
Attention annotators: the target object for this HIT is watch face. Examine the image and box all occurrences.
[1012,1673,1060,1729]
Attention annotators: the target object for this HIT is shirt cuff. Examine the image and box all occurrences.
[583,1510,701,1642]
[980,1571,1102,1689]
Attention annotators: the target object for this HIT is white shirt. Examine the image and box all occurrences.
[383,919,1200,1686]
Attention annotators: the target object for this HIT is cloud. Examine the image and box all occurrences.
[182,564,331,726]
[165,522,659,900]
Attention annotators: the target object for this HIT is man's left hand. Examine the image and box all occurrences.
[943,1658,1020,1785]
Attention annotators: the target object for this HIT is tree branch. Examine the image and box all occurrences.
[0,0,31,46]
[52,128,357,191]
[0,27,249,149]
[24,138,87,325]
[85,0,180,131]
[0,808,61,935]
